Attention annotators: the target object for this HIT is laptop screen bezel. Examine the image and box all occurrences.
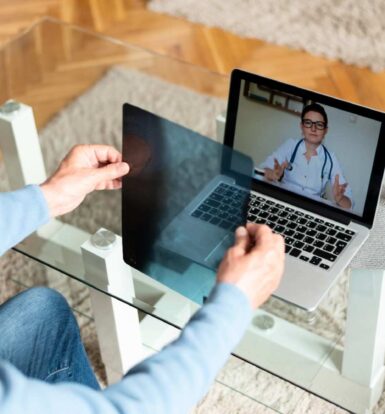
[224,69,385,228]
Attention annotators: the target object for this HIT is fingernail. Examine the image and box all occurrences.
[236,226,247,236]
[118,162,129,174]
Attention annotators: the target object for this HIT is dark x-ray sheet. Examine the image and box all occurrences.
[122,103,253,304]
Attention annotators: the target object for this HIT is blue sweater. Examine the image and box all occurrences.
[0,185,252,414]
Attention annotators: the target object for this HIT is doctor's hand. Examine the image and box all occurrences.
[217,224,285,309]
[264,158,289,182]
[40,144,130,217]
[333,174,352,209]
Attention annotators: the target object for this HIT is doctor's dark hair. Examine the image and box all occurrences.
[301,103,328,127]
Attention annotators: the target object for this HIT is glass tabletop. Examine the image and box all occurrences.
[0,17,349,411]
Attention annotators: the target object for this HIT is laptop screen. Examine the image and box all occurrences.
[224,70,385,227]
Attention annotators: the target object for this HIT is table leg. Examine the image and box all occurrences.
[0,100,46,188]
[341,268,385,412]
[81,229,144,384]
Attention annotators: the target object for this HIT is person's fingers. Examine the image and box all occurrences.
[65,145,123,169]
[246,223,273,251]
[273,158,280,171]
[231,226,250,256]
[273,233,285,255]
[91,145,123,165]
[333,177,339,196]
[234,226,249,246]
[246,222,270,238]
[244,225,284,277]
[95,178,123,191]
[91,162,130,186]
[109,179,123,190]
[112,179,123,189]
[282,160,289,170]
[245,222,263,235]
[339,183,347,195]
[334,174,340,187]
[273,159,285,180]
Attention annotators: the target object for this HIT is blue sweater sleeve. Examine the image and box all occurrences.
[0,283,252,414]
[0,185,50,256]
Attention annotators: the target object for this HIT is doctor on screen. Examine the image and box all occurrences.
[260,103,353,209]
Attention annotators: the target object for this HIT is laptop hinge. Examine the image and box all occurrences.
[312,208,350,226]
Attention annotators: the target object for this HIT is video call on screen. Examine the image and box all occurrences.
[232,80,382,217]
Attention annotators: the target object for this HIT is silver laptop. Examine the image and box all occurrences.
[155,69,385,311]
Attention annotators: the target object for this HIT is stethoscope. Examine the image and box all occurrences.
[285,138,333,194]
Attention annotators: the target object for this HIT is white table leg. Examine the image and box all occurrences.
[341,268,385,410]
[81,229,144,384]
[0,100,46,188]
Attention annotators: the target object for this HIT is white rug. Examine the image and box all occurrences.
[1,67,383,413]
[148,0,385,72]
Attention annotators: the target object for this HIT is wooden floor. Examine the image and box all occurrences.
[1,0,385,127]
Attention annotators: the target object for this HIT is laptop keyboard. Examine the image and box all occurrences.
[248,193,355,270]
[191,183,247,232]
[191,183,356,271]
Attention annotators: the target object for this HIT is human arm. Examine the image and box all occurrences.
[0,284,251,414]
[329,155,353,209]
[332,174,352,209]
[0,144,129,256]
[260,139,294,182]
[0,185,50,256]
[264,158,289,182]
[0,225,284,414]
[40,144,129,217]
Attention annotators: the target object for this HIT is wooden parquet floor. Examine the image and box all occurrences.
[0,0,385,129]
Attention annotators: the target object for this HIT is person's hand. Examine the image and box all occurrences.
[264,158,288,182]
[332,174,348,204]
[217,224,285,309]
[40,144,129,217]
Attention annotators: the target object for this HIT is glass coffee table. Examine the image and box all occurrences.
[1,17,385,414]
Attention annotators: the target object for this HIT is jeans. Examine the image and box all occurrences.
[0,286,100,389]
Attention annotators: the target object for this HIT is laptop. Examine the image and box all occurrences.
[123,70,385,310]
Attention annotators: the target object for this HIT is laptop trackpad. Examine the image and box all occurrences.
[204,233,234,269]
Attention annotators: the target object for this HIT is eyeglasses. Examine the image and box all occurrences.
[302,119,327,130]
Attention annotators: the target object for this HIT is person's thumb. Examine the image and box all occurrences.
[232,226,250,255]
[91,162,130,184]
[335,174,340,186]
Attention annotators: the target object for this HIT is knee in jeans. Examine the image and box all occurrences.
[19,286,73,325]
